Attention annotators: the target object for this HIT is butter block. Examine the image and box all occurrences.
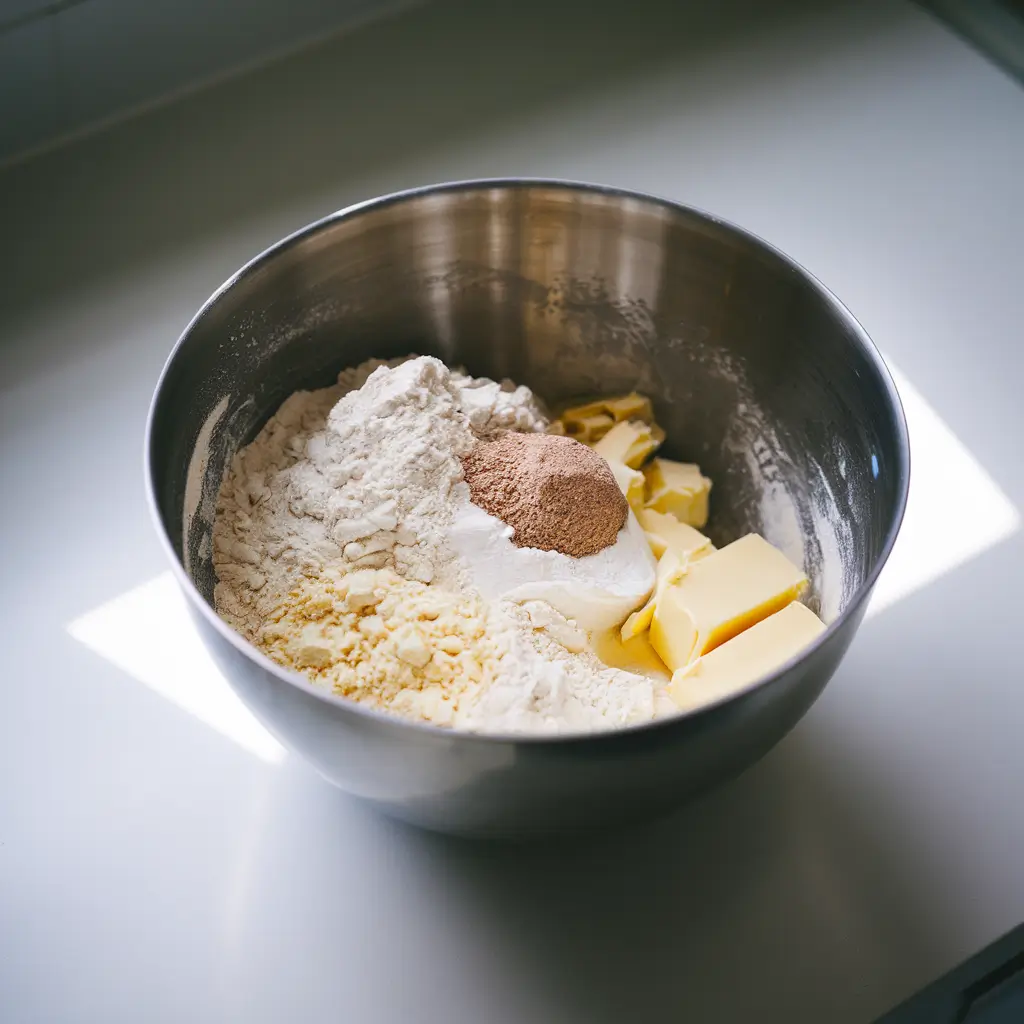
[594,420,664,469]
[594,626,670,680]
[606,460,645,512]
[604,392,654,424]
[669,601,826,709]
[625,423,665,467]
[559,398,608,421]
[558,392,656,443]
[564,411,615,443]
[594,421,646,465]
[643,458,711,528]
[637,508,713,561]
[620,549,686,640]
[649,533,808,672]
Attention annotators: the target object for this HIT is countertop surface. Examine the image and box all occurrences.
[2,0,1023,1020]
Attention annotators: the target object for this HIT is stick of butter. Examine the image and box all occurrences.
[649,533,808,672]
[669,601,826,709]
[620,548,687,641]
[636,508,713,560]
[594,420,665,469]
[643,458,711,528]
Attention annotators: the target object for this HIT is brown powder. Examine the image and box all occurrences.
[462,433,628,557]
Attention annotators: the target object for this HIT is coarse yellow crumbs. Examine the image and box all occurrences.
[256,568,509,726]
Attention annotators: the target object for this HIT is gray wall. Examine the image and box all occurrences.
[0,0,409,164]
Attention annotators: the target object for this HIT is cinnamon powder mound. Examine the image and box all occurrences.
[462,433,628,557]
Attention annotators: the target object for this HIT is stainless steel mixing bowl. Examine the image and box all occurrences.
[146,179,909,838]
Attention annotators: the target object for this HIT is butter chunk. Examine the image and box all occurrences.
[626,423,664,467]
[604,392,654,424]
[594,626,670,680]
[643,457,711,528]
[669,602,826,709]
[559,398,608,421]
[620,549,686,641]
[594,420,664,469]
[649,534,808,672]
[558,392,656,443]
[594,421,645,465]
[563,411,615,444]
[637,508,713,561]
[606,459,645,512]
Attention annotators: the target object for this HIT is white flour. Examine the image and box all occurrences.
[461,601,657,733]
[213,356,548,638]
[212,355,660,734]
[450,500,656,632]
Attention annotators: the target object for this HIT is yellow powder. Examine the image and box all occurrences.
[257,568,506,726]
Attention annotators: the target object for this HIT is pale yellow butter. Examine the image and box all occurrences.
[594,420,665,468]
[643,457,711,528]
[558,392,655,443]
[593,627,670,680]
[603,392,654,423]
[669,601,826,709]
[559,398,608,421]
[563,411,615,443]
[620,548,686,640]
[606,459,645,512]
[636,508,713,561]
[649,533,808,672]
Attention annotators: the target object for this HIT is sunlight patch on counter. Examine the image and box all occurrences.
[68,572,285,763]
[865,362,1019,618]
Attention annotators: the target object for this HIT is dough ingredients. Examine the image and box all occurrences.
[211,355,826,735]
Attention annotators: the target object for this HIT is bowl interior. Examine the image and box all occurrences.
[150,182,906,628]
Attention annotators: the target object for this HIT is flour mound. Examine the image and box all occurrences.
[212,354,660,734]
[212,356,547,639]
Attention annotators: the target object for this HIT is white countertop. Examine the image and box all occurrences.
[2,0,1023,1020]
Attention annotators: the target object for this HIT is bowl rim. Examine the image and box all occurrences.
[144,176,911,747]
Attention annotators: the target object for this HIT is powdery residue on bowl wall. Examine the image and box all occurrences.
[686,339,836,622]
[810,449,858,624]
[182,392,257,595]
[182,394,229,574]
